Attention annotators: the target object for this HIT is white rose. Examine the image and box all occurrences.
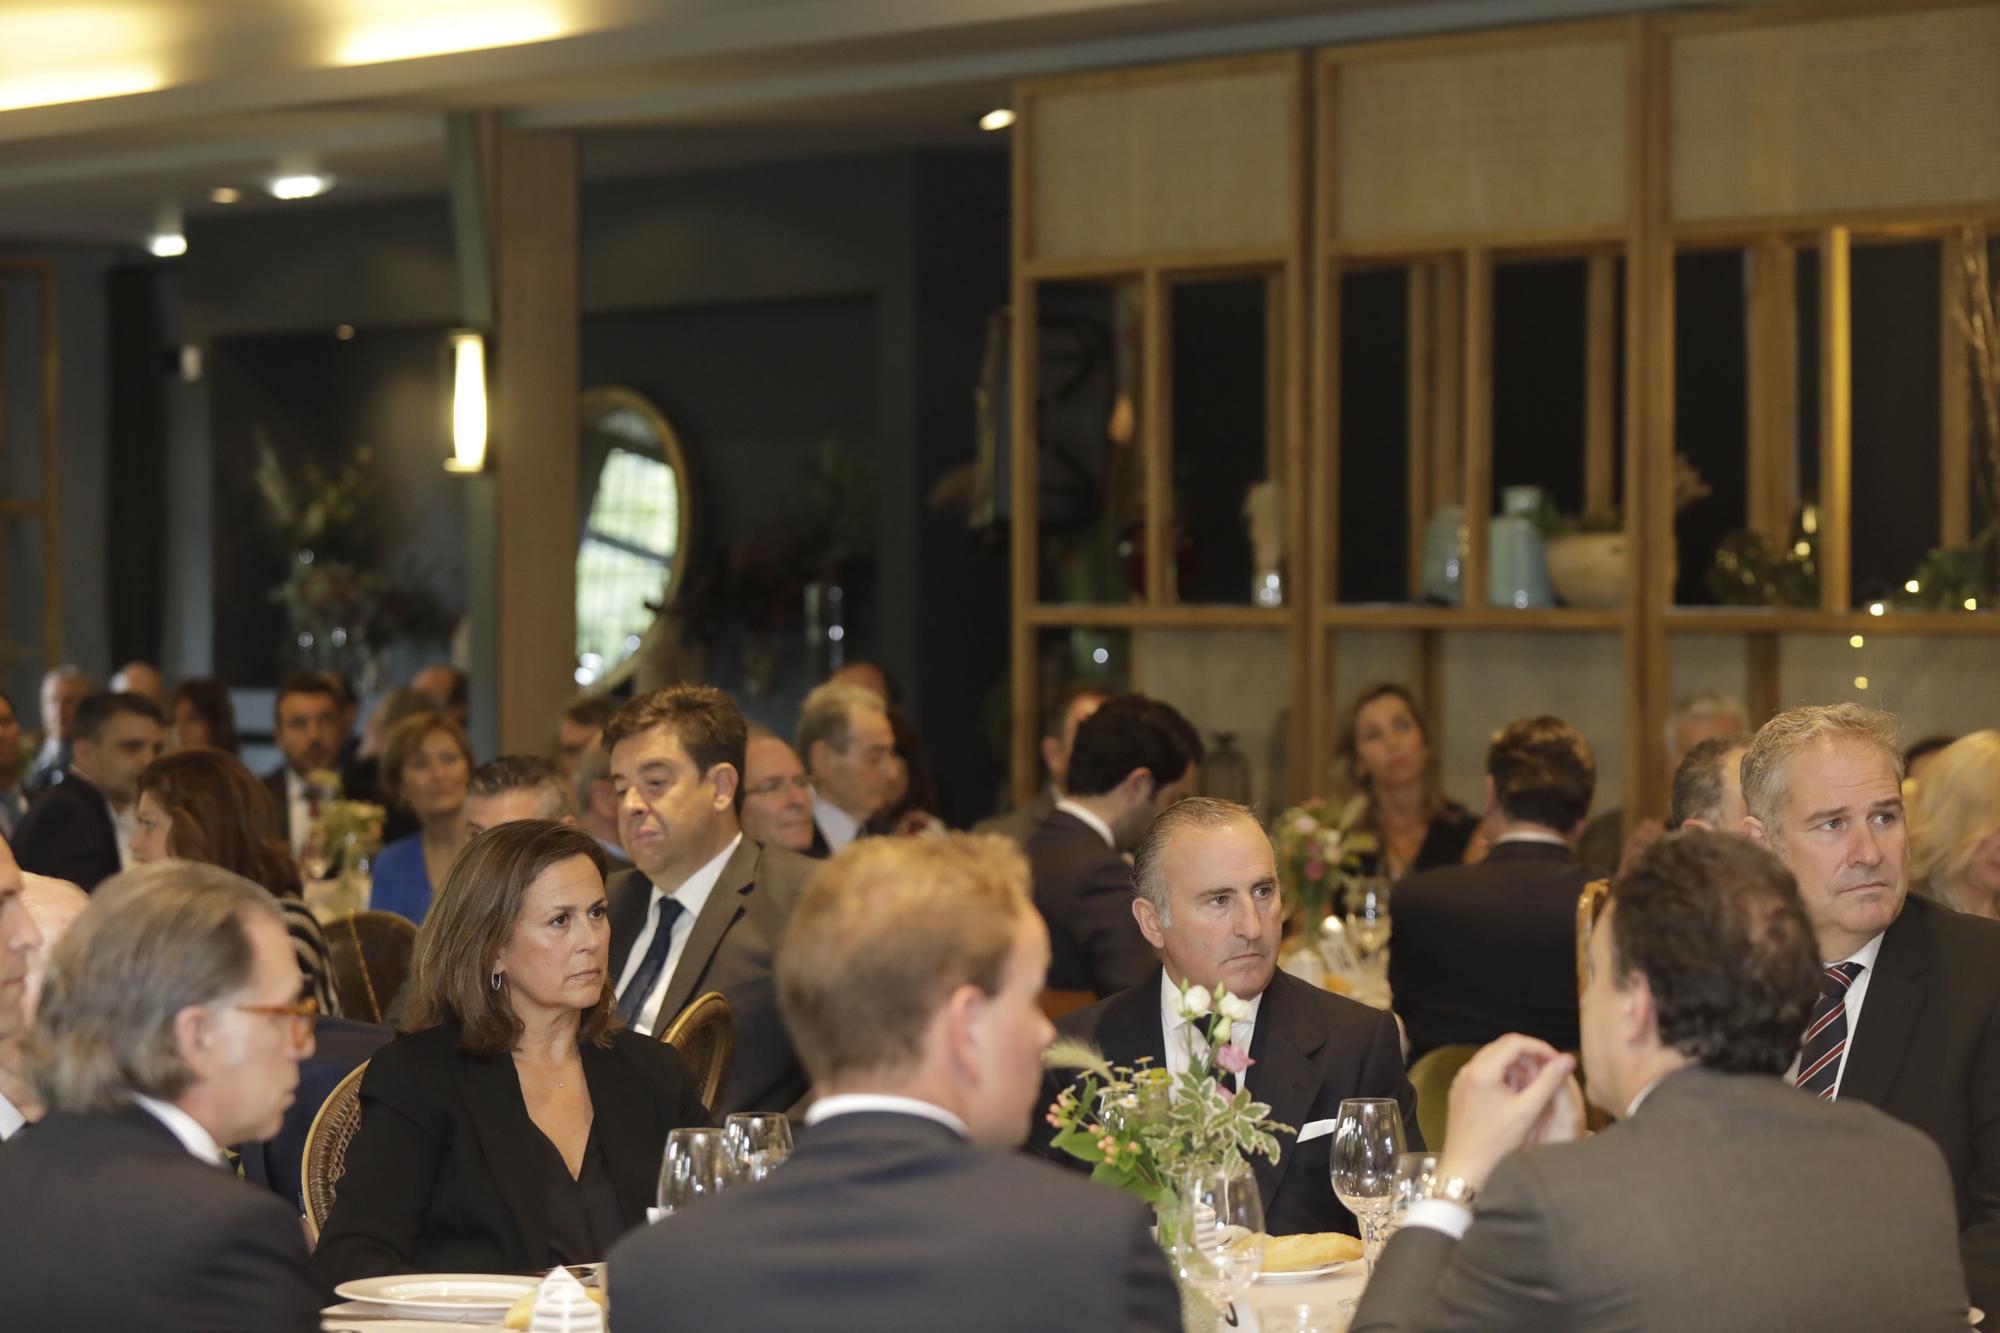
[1291,814,1318,836]
[1217,991,1254,1022]
[1181,985,1212,1018]
[1211,1016,1234,1045]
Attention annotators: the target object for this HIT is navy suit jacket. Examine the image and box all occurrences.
[608,1111,1179,1333]
[10,770,121,889]
[1039,967,1423,1235]
[1024,809,1157,998]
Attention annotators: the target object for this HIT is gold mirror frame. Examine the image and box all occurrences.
[579,385,695,612]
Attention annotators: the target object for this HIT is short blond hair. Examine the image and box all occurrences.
[778,833,1031,1083]
[1909,730,2000,911]
[1741,703,1903,832]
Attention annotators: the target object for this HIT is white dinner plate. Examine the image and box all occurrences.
[332,1273,539,1317]
[322,1320,508,1332]
[1253,1260,1354,1284]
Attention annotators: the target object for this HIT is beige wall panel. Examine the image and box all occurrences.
[1670,7,2000,222]
[1777,635,2000,746]
[1030,69,1297,261]
[1432,631,1628,814]
[1335,40,1628,240]
[1132,628,1293,812]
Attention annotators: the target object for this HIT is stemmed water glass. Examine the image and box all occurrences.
[654,1127,737,1220]
[1329,1097,1406,1274]
[723,1112,794,1183]
[1163,1164,1267,1320]
[1344,878,1392,965]
[1382,1151,1440,1249]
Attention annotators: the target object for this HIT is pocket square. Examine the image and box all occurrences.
[1296,1118,1338,1143]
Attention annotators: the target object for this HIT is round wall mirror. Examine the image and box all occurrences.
[575,386,694,683]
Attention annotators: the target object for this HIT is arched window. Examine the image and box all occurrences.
[575,389,690,685]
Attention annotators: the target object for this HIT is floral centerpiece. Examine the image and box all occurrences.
[1274,795,1375,928]
[1043,981,1292,1206]
[299,768,385,921]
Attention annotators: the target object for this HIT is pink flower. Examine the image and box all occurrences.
[1304,858,1326,880]
[1213,1042,1255,1075]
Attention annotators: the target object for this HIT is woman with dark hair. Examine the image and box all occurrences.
[168,677,239,755]
[311,820,707,1288]
[1335,683,1480,880]
[129,747,340,1015]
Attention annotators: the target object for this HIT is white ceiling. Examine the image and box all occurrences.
[0,0,1721,245]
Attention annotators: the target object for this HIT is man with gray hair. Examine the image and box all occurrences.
[573,741,632,868]
[0,862,321,1329]
[1036,796,1420,1236]
[464,753,577,836]
[1580,690,1749,875]
[1668,732,1751,832]
[1741,702,2000,1317]
[797,680,896,857]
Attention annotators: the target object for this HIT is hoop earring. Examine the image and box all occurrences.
[491,973,504,991]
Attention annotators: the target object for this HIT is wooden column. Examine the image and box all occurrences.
[1746,243,1798,543]
[485,127,580,754]
[1584,254,1618,516]
[1430,261,1464,509]
[1461,249,1494,610]
[1818,228,1852,612]
[1942,232,1972,548]
[1142,269,1172,605]
[1405,265,1433,597]
[1626,20,1671,822]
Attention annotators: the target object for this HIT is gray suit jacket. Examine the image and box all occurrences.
[605,1111,1179,1333]
[1350,1066,1970,1333]
[606,836,813,1115]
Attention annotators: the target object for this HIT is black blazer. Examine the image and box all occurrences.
[1356,801,1481,880]
[0,1106,320,1331]
[607,1111,1180,1333]
[309,1019,708,1294]
[1024,809,1157,998]
[1039,968,1423,1236]
[1387,839,1587,1061]
[10,770,121,889]
[1841,894,2000,1318]
[606,836,813,1115]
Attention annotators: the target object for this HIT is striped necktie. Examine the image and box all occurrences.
[1797,961,1865,1099]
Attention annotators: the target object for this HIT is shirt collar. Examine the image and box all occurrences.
[648,833,742,918]
[133,1094,228,1166]
[0,1089,24,1140]
[1495,829,1570,848]
[812,795,863,851]
[803,1093,968,1138]
[1053,796,1117,851]
[1830,931,1886,971]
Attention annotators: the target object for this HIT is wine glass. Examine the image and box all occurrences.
[1329,1097,1405,1274]
[655,1127,736,1218]
[1344,878,1392,965]
[1382,1151,1440,1249]
[723,1113,794,1183]
[1163,1164,1267,1318]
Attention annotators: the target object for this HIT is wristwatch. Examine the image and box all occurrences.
[1424,1175,1479,1208]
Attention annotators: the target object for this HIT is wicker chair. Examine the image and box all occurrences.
[661,991,735,1115]
[301,1060,369,1241]
[1575,878,1612,996]
[325,911,418,1024]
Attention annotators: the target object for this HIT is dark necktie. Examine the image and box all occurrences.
[1797,961,1865,1099]
[616,895,686,1028]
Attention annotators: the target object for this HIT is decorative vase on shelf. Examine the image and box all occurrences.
[1546,532,1628,608]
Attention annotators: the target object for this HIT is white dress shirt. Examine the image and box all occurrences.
[613,834,742,1035]
[1053,796,1117,850]
[1159,971,1264,1093]
[1493,829,1570,849]
[1788,930,1884,1098]
[0,1089,24,1141]
[283,768,314,856]
[803,1093,969,1138]
[811,795,862,854]
[133,1094,228,1167]
[108,794,137,871]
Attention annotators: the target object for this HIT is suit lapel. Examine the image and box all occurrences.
[452,1048,547,1266]
[653,838,757,1027]
[1243,974,1326,1211]
[1095,975,1169,1068]
[581,1042,652,1226]
[1840,901,1933,1109]
[605,868,653,984]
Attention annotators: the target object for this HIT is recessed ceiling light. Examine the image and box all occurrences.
[210,186,240,204]
[978,108,1016,132]
[269,173,331,200]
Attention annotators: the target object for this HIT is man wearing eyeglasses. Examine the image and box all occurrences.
[740,726,817,854]
[0,861,321,1331]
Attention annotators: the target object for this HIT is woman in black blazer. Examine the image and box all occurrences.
[311,821,708,1291]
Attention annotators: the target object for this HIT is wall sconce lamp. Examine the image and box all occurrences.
[445,329,488,473]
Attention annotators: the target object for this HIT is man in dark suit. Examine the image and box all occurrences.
[12,690,165,890]
[603,684,812,1115]
[607,832,1179,1333]
[1040,797,1420,1236]
[264,672,346,861]
[1667,731,1751,831]
[1743,702,2000,1318]
[1024,693,1202,998]
[975,682,1109,845]
[1351,831,1970,1332]
[797,681,897,858]
[1390,715,1596,1062]
[0,861,321,1331]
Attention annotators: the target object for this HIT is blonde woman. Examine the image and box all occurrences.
[1908,730,2000,920]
